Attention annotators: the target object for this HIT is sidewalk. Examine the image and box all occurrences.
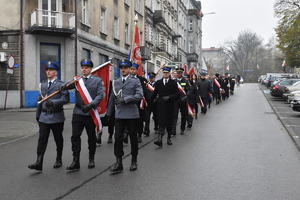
[0,103,74,146]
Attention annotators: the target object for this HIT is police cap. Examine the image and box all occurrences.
[81,59,94,68]
[118,59,132,68]
[45,61,60,71]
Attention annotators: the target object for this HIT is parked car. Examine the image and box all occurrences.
[290,96,300,112]
[287,90,300,102]
[283,81,300,100]
[258,75,266,83]
[270,79,300,97]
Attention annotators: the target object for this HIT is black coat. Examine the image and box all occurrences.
[150,79,180,127]
[197,78,211,99]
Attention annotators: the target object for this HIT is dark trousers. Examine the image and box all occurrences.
[37,122,64,156]
[144,105,158,132]
[201,98,208,113]
[158,126,172,139]
[173,101,187,133]
[71,114,96,156]
[114,118,138,157]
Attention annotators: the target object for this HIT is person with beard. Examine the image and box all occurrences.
[150,67,180,146]
[143,72,158,136]
[173,68,192,135]
[197,72,212,114]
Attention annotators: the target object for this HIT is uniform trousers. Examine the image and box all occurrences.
[173,101,187,133]
[37,122,64,156]
[114,118,138,157]
[144,105,158,132]
[71,114,96,156]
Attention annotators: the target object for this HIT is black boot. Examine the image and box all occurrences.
[88,154,95,169]
[154,134,163,146]
[96,132,102,145]
[110,157,123,173]
[167,138,172,145]
[130,155,138,171]
[28,155,43,171]
[53,154,62,169]
[143,130,150,136]
[66,155,80,170]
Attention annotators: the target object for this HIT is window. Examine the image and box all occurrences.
[40,43,60,82]
[100,7,106,33]
[82,0,88,24]
[189,20,193,31]
[189,41,193,53]
[125,23,129,44]
[135,0,142,14]
[114,16,119,39]
[124,0,130,6]
[99,54,108,65]
[82,48,91,59]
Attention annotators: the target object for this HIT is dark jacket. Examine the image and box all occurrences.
[197,78,211,99]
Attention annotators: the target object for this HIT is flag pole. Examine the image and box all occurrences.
[91,60,112,73]
[156,63,166,74]
[130,14,138,62]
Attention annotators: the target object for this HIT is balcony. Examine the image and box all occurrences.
[188,9,201,20]
[29,9,75,36]
[153,10,165,24]
[152,44,167,57]
[187,52,199,62]
[141,46,151,61]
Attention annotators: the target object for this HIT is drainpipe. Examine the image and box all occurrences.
[74,0,78,75]
[20,0,24,108]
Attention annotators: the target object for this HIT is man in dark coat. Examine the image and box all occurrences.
[197,72,212,114]
[143,72,158,136]
[29,62,69,171]
[150,67,180,146]
[213,73,222,105]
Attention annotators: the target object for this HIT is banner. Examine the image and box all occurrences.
[188,66,195,77]
[130,25,143,76]
[91,61,112,115]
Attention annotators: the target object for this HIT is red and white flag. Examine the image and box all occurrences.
[282,60,286,67]
[187,102,195,117]
[256,64,260,69]
[225,66,229,70]
[183,64,188,74]
[139,97,147,109]
[188,66,195,77]
[130,25,143,76]
[91,61,113,115]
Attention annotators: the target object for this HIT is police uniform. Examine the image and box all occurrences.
[106,59,143,173]
[28,62,70,171]
[150,67,180,146]
[173,68,192,135]
[144,72,158,135]
[60,59,104,170]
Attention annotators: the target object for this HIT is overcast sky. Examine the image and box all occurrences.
[200,0,278,48]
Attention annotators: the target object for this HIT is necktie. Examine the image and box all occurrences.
[84,78,88,82]
[48,82,52,89]
[164,79,167,85]
[122,79,125,84]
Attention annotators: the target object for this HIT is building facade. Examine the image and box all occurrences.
[0,0,145,108]
[202,47,227,74]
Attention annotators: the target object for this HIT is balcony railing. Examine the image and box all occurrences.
[29,9,75,36]
[187,52,199,62]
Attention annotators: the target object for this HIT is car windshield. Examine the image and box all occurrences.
[292,81,300,86]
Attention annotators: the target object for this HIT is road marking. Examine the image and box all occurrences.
[263,90,270,93]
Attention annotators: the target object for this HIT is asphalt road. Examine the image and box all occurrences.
[1,83,300,200]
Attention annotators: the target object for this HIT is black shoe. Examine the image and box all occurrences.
[107,137,113,144]
[110,157,123,174]
[137,136,142,143]
[66,156,80,171]
[187,123,192,128]
[88,159,95,169]
[96,132,102,145]
[195,114,198,119]
[143,130,150,136]
[53,160,62,169]
[180,130,185,135]
[167,138,172,145]
[129,155,138,171]
[28,155,43,171]
[154,135,163,146]
[171,132,176,136]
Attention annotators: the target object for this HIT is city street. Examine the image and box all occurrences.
[1,84,300,200]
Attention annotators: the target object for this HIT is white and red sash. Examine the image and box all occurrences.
[75,76,102,133]
[177,82,195,116]
[199,96,204,108]
[214,79,221,88]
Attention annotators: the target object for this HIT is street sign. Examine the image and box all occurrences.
[7,55,15,69]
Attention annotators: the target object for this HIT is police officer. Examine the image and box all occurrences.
[28,62,70,171]
[59,59,104,170]
[106,59,143,173]
[144,72,158,135]
[173,67,192,135]
[150,67,180,146]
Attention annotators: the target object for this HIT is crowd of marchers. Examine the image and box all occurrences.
[28,58,237,174]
